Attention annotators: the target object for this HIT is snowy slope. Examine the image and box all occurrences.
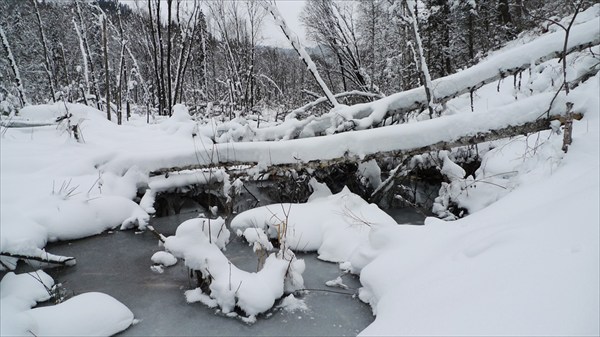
[356,76,599,335]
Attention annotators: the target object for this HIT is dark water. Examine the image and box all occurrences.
[38,211,374,336]
[3,204,424,336]
[385,207,426,225]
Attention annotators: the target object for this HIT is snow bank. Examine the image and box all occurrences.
[29,292,134,336]
[1,271,134,336]
[1,194,149,266]
[231,185,396,263]
[353,76,600,335]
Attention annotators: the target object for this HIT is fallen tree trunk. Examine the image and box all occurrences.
[135,93,582,177]
[1,251,76,268]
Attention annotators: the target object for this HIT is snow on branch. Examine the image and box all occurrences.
[217,16,599,142]
[288,90,384,118]
[0,250,76,270]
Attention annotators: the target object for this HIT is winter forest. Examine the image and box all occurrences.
[1,0,599,335]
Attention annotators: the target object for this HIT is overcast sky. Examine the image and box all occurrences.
[263,0,308,48]
[118,0,308,48]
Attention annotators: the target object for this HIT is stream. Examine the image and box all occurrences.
[10,206,423,336]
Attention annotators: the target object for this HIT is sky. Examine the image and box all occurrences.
[118,0,308,48]
[263,0,308,47]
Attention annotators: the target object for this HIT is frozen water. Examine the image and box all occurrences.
[34,211,374,336]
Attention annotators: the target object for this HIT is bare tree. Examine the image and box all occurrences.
[404,0,435,118]
[102,14,111,121]
[31,0,56,102]
[262,0,339,108]
[0,25,27,106]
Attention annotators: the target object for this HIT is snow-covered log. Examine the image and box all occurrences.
[100,90,584,176]
[148,109,581,178]
[0,251,76,269]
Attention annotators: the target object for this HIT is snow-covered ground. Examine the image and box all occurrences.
[1,7,598,336]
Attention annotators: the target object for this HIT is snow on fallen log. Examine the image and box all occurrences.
[0,250,76,270]
[140,168,229,214]
[333,16,599,132]
[110,85,584,177]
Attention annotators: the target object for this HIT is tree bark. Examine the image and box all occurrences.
[32,0,56,102]
[0,25,27,106]
[166,0,173,114]
[102,15,111,121]
[405,0,435,118]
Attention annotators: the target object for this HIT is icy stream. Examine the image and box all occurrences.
[38,209,400,336]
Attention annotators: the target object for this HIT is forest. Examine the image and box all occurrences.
[1,0,592,119]
[1,1,599,336]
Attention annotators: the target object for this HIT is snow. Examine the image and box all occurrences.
[231,187,397,263]
[151,251,177,267]
[325,276,349,290]
[29,292,134,336]
[0,6,598,335]
[241,227,274,252]
[162,215,300,318]
[277,294,308,313]
[352,74,600,336]
[1,271,134,336]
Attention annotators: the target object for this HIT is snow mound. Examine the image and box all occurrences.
[170,104,192,122]
[151,251,177,267]
[163,216,303,318]
[231,187,397,262]
[277,294,308,313]
[1,271,134,336]
[29,292,134,336]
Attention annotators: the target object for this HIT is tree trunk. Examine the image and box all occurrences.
[157,0,166,115]
[76,1,101,110]
[72,19,90,105]
[405,0,435,118]
[102,15,111,121]
[262,1,339,108]
[166,0,173,115]
[32,0,56,102]
[147,0,161,113]
[0,25,27,106]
